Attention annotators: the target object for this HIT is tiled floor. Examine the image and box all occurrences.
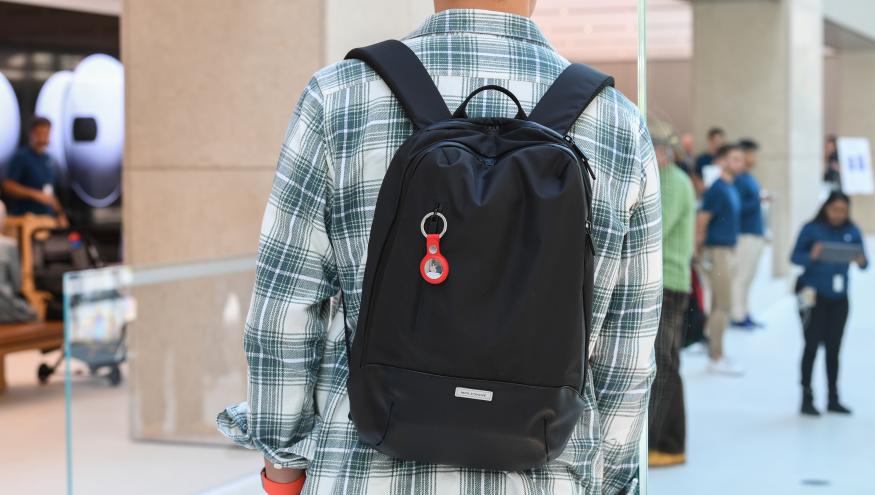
[649,245,875,495]
[0,353,259,494]
[2,243,872,494]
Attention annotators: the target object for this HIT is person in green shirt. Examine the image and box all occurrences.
[648,123,696,467]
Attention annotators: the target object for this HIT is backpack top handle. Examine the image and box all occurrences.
[452,85,527,121]
[346,40,451,131]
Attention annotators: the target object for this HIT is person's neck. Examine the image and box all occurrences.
[434,1,531,17]
[721,170,735,182]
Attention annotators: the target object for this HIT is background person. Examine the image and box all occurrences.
[2,116,68,225]
[823,135,841,190]
[677,132,696,175]
[697,144,745,375]
[648,124,696,467]
[791,191,867,416]
[731,139,766,329]
[692,127,726,196]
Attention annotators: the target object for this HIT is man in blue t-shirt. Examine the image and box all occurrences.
[3,116,67,222]
[731,139,768,329]
[697,143,744,376]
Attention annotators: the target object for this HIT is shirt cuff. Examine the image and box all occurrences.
[216,402,312,470]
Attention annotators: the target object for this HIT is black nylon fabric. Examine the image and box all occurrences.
[347,119,593,471]
[528,63,615,134]
[345,40,451,130]
[357,121,586,388]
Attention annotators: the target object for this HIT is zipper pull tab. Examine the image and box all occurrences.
[564,135,596,181]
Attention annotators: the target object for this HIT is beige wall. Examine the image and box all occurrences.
[122,0,324,442]
[592,59,693,136]
[836,52,875,234]
[122,0,324,266]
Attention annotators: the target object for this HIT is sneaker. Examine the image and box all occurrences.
[648,450,687,467]
[744,315,765,328]
[827,401,852,415]
[707,358,745,376]
[731,319,757,330]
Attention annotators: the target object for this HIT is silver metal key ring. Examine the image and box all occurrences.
[420,212,448,238]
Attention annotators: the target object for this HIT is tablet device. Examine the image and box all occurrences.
[818,241,863,263]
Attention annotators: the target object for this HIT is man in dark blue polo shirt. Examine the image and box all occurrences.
[731,139,767,329]
[3,116,67,223]
[697,143,744,376]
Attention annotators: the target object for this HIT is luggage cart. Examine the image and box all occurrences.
[30,228,128,386]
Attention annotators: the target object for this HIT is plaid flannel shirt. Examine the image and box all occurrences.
[218,9,661,495]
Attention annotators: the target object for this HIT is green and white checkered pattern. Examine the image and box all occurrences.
[218,9,661,495]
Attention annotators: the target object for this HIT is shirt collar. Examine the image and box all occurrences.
[406,9,552,48]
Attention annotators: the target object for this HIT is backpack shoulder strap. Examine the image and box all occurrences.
[528,64,614,135]
[346,40,451,130]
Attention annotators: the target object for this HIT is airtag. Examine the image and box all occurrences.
[420,212,449,285]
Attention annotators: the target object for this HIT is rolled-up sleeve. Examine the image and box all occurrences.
[592,116,662,494]
[217,76,339,469]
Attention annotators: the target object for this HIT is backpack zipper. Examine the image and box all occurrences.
[564,135,596,181]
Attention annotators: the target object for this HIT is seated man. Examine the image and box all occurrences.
[3,116,68,225]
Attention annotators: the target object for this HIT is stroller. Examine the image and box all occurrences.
[32,227,127,386]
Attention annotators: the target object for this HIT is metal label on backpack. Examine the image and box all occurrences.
[454,387,494,402]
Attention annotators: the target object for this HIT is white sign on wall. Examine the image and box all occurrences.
[837,137,874,195]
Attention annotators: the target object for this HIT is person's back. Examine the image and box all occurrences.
[218,6,660,495]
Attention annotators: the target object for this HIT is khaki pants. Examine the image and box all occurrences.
[731,234,765,322]
[701,246,736,360]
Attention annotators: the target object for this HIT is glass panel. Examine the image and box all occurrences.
[637,1,648,492]
[64,258,260,494]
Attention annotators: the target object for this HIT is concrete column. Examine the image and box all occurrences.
[836,52,875,234]
[121,0,439,445]
[122,0,324,442]
[693,0,824,276]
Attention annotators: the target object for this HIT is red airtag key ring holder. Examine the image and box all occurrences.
[420,212,449,285]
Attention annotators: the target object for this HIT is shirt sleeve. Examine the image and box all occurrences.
[679,174,697,265]
[700,182,721,214]
[790,224,815,267]
[217,76,340,469]
[852,225,869,270]
[6,151,26,183]
[660,172,681,239]
[592,115,661,494]
[738,177,760,216]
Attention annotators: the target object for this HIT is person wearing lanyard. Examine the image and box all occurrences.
[2,116,68,224]
[791,191,868,416]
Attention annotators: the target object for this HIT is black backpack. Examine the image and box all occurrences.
[345,40,613,471]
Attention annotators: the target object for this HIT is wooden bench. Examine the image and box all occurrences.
[0,321,63,394]
[3,214,63,320]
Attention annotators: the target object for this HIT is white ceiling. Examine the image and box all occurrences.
[533,0,692,62]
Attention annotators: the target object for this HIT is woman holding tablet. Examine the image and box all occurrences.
[791,191,868,416]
